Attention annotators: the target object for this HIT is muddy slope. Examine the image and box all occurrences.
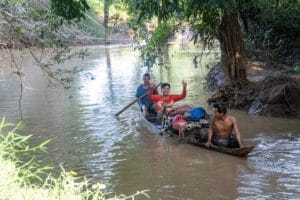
[206,65,300,119]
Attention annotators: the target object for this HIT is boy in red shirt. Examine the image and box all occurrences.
[149,81,187,122]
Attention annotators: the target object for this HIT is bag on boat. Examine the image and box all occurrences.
[184,107,206,122]
[172,114,187,131]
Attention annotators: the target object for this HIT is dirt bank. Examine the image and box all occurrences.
[206,60,300,119]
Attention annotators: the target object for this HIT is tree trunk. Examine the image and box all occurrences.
[218,11,247,85]
[104,0,110,44]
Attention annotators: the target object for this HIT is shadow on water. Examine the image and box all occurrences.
[0,45,299,199]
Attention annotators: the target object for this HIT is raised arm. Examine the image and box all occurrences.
[231,116,243,148]
[172,80,187,101]
[148,81,160,102]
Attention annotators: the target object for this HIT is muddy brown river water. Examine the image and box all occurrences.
[0,45,299,199]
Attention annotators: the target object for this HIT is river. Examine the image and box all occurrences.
[0,45,299,199]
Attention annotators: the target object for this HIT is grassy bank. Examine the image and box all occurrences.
[0,118,149,200]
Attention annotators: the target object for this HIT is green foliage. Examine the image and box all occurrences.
[88,0,127,16]
[245,0,300,62]
[134,20,177,68]
[129,0,182,22]
[125,0,246,67]
[285,65,300,74]
[126,0,245,44]
[125,0,184,68]
[188,7,221,47]
[0,117,150,199]
[50,0,90,21]
[1,1,94,87]
[126,0,299,71]
[0,118,51,185]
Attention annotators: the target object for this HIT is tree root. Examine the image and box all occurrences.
[283,85,298,114]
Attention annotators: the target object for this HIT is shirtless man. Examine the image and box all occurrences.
[205,103,243,148]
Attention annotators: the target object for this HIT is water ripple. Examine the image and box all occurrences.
[249,133,300,174]
[238,133,300,199]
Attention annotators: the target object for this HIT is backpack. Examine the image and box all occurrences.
[186,107,206,122]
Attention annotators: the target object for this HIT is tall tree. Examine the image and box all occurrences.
[185,0,249,84]
[126,0,249,85]
[103,0,112,43]
[51,0,90,21]
[219,10,247,83]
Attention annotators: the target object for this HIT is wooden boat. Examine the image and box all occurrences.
[141,113,255,158]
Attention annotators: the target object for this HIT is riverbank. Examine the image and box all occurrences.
[0,118,148,200]
[206,58,300,119]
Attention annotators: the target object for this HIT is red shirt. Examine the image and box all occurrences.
[148,87,186,112]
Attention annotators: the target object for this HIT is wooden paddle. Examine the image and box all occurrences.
[114,82,161,117]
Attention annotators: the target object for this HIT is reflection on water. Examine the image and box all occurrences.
[0,45,299,199]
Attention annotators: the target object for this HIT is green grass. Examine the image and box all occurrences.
[0,118,149,200]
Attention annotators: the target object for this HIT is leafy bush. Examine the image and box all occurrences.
[0,118,149,200]
[140,22,175,68]
[245,0,300,64]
